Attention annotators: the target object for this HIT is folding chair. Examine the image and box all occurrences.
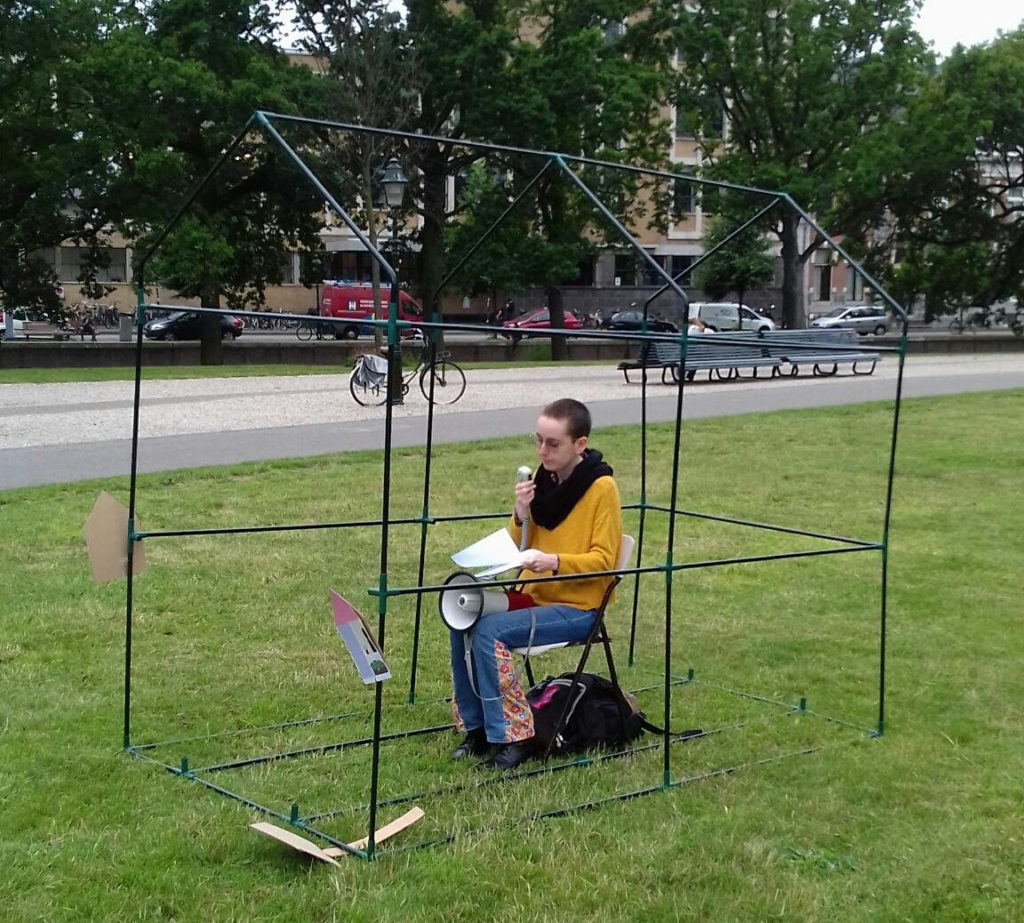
[511,534,636,756]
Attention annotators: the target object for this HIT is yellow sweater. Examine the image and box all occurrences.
[507,475,622,611]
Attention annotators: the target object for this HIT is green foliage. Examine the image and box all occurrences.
[99,1,328,309]
[0,0,116,318]
[695,215,774,303]
[879,29,1024,313]
[673,0,932,327]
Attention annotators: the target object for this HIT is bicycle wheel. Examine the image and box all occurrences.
[948,318,964,334]
[350,366,387,406]
[296,322,314,341]
[419,359,466,404]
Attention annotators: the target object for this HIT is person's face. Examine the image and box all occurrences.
[534,414,587,479]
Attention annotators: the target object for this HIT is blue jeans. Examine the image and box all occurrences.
[450,604,597,744]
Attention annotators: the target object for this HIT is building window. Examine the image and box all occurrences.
[669,255,695,286]
[61,246,128,283]
[817,264,832,302]
[672,179,695,217]
[613,254,638,287]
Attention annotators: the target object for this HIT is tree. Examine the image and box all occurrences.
[92,0,327,362]
[479,0,675,357]
[695,215,774,308]
[0,1,116,321]
[287,0,420,345]
[672,0,932,329]
[876,29,1024,316]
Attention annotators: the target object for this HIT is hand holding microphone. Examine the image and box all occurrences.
[514,465,534,550]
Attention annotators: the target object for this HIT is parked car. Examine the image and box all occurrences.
[603,311,679,333]
[810,305,888,335]
[501,309,581,342]
[143,311,244,341]
[688,302,776,333]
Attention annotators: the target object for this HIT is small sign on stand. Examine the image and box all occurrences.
[330,590,391,684]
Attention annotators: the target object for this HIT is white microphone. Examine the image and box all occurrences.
[516,465,532,551]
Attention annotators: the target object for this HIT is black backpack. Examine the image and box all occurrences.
[527,672,647,756]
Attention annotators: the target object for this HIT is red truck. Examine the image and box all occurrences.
[319,281,424,340]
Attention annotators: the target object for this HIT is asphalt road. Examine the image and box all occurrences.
[1,353,1021,491]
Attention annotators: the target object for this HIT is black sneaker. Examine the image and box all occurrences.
[450,728,489,760]
[479,739,536,771]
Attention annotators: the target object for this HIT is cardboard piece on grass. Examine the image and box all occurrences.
[83,491,147,583]
[334,806,426,853]
[249,822,340,866]
[250,807,425,862]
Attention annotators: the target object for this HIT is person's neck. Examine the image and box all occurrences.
[553,454,583,483]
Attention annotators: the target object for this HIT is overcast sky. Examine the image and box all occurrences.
[915,0,1022,56]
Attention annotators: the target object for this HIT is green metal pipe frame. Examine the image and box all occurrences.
[120,111,906,858]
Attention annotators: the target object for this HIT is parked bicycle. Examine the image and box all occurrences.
[295,318,333,340]
[349,343,466,406]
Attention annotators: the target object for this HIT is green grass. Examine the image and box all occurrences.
[1,391,1022,921]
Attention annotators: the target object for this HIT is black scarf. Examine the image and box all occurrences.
[530,448,613,530]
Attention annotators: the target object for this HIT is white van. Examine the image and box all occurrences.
[688,302,776,333]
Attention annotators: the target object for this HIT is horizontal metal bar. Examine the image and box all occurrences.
[138,516,428,541]
[126,746,372,857]
[640,504,881,548]
[128,709,364,752]
[378,543,881,598]
[197,722,454,774]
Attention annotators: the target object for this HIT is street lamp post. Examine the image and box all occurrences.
[379,157,407,405]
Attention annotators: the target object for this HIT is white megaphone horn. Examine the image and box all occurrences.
[438,571,510,632]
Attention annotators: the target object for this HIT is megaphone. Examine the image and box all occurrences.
[438,571,510,632]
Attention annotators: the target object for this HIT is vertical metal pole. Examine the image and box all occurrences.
[876,320,907,736]
[628,365,649,665]
[408,323,440,703]
[123,283,147,749]
[367,305,400,858]
[662,329,689,785]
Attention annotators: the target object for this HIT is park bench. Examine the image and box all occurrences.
[759,329,880,376]
[617,334,782,384]
[22,320,72,341]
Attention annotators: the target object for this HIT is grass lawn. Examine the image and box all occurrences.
[1,390,1020,921]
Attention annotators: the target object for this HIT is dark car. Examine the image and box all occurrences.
[603,311,679,333]
[143,311,244,341]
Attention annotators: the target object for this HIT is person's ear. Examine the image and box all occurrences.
[575,435,588,454]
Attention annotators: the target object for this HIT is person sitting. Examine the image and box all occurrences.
[448,398,623,770]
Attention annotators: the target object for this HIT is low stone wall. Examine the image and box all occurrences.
[1,332,1021,369]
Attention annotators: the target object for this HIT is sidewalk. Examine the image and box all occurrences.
[1,353,1022,489]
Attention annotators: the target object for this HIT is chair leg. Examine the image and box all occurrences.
[523,657,536,688]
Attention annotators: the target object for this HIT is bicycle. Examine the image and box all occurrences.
[349,344,466,406]
[296,318,333,341]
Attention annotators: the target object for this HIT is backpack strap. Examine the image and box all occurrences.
[636,715,704,739]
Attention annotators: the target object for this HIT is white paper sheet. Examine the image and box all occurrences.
[451,528,526,576]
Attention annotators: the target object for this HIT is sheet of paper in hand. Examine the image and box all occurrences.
[451,527,527,577]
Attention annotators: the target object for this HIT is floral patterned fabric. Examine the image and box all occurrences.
[494,640,534,742]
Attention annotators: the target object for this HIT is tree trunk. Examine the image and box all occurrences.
[199,283,223,366]
[419,145,447,347]
[779,214,804,330]
[363,158,385,349]
[546,284,568,361]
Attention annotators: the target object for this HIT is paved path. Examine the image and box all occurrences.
[1,354,1021,490]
